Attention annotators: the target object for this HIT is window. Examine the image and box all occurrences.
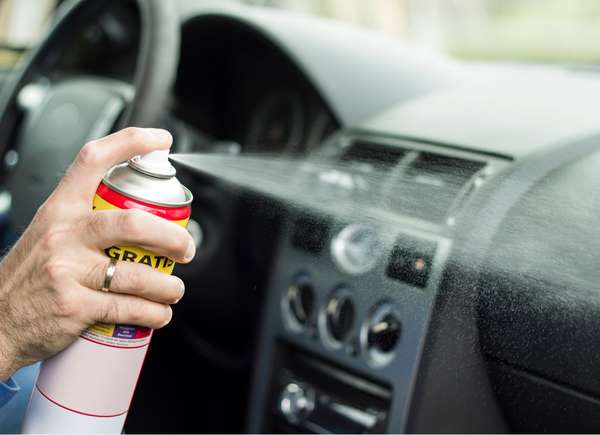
[0,0,56,69]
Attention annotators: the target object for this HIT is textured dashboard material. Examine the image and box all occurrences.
[479,146,600,397]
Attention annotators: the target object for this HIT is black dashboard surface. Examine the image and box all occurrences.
[477,145,600,431]
[356,69,600,431]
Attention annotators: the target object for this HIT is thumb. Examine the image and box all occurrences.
[53,127,172,206]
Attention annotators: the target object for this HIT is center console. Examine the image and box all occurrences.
[246,132,506,433]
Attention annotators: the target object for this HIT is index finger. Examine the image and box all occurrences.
[54,127,173,205]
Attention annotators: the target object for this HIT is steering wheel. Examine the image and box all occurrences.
[0,0,179,229]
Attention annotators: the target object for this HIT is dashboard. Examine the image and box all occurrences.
[41,1,600,433]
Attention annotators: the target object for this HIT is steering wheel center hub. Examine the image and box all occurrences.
[7,79,130,225]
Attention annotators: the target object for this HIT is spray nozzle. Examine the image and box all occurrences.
[128,149,176,178]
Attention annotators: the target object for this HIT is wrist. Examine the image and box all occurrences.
[0,330,18,382]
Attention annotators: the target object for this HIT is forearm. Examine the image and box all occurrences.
[0,247,23,381]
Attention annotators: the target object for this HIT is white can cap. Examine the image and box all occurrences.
[128,149,176,178]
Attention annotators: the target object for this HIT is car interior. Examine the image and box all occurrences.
[1,0,600,433]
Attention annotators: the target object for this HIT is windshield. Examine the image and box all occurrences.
[244,0,600,65]
[2,0,600,66]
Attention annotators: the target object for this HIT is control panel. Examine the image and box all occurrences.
[247,214,452,433]
[246,134,502,433]
[268,345,391,433]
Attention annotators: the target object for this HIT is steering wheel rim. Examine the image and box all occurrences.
[0,0,180,228]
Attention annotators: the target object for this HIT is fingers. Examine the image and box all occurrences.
[83,208,195,263]
[55,127,173,204]
[84,254,185,305]
[82,287,173,330]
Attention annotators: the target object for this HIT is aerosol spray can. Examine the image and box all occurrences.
[22,150,192,433]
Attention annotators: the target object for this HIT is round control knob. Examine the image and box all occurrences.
[331,224,381,275]
[361,303,402,367]
[319,288,354,349]
[368,313,401,353]
[279,382,315,425]
[326,293,355,342]
[283,275,315,331]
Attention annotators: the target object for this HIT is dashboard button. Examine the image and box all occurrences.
[386,236,436,288]
[331,224,381,275]
[292,215,330,254]
[279,382,316,425]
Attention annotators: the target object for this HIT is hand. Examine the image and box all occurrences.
[0,127,195,380]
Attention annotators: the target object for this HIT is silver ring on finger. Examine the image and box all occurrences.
[101,258,118,292]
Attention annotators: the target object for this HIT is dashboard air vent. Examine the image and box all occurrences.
[341,141,406,171]
[395,152,486,223]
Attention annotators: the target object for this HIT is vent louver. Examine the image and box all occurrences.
[341,141,406,171]
[331,137,489,225]
[394,152,486,223]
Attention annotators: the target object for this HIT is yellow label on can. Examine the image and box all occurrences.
[82,193,189,348]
